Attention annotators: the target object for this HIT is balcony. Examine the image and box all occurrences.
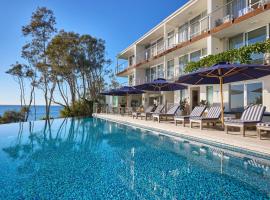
[136,17,210,65]
[210,0,267,28]
[116,0,270,75]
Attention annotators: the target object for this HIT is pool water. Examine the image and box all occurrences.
[0,117,269,199]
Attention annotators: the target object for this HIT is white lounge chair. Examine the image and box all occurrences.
[190,106,222,130]
[175,106,206,127]
[225,104,266,136]
[132,106,154,119]
[152,104,180,123]
[140,104,165,120]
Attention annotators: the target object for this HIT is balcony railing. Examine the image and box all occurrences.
[116,60,129,74]
[135,17,210,66]
[210,0,265,28]
[116,0,269,75]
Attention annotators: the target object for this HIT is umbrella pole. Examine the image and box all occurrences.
[219,77,224,127]
[126,94,128,114]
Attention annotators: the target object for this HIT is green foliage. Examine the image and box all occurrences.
[199,100,208,106]
[0,107,28,124]
[60,100,93,118]
[184,40,270,73]
[179,98,188,111]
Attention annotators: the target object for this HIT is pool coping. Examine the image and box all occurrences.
[95,114,270,161]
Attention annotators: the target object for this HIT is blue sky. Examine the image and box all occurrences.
[0,0,187,105]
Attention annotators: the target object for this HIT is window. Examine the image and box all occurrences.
[226,0,247,18]
[246,26,267,63]
[180,89,187,102]
[150,67,157,81]
[150,42,157,57]
[229,34,244,49]
[157,38,164,54]
[230,82,263,111]
[145,68,150,82]
[167,60,174,80]
[178,23,188,43]
[190,50,201,62]
[157,64,164,78]
[129,55,135,66]
[179,55,188,76]
[230,84,244,111]
[167,31,175,48]
[247,82,263,105]
[113,96,118,107]
[201,48,207,57]
[190,14,201,38]
[206,86,213,105]
[246,26,267,45]
[129,74,134,86]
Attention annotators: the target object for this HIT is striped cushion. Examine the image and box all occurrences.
[205,106,222,119]
[257,122,270,127]
[167,104,180,115]
[240,105,265,122]
[145,106,154,113]
[225,119,259,124]
[153,104,165,114]
[190,106,206,117]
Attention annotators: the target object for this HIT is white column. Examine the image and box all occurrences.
[207,35,224,55]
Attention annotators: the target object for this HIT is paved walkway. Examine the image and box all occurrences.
[95,113,270,156]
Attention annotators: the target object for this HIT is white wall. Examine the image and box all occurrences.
[134,68,145,85]
[262,76,270,112]
[207,35,224,55]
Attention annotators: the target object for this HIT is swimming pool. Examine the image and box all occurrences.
[0,117,269,199]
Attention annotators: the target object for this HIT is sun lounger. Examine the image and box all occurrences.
[140,104,165,120]
[175,106,206,127]
[257,122,270,139]
[152,104,180,123]
[132,106,154,119]
[190,106,222,130]
[225,104,266,136]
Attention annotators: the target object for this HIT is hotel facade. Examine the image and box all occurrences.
[113,0,270,113]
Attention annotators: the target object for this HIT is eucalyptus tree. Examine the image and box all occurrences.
[21,7,57,120]
[6,63,36,121]
[47,30,80,109]
[78,34,111,101]
[6,63,26,107]
[47,31,111,110]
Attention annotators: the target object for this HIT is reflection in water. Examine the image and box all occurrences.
[0,117,270,199]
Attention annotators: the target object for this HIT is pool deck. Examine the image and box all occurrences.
[95,113,270,156]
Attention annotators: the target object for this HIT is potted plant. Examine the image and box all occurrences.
[199,100,208,107]
[179,98,188,116]
[264,52,270,65]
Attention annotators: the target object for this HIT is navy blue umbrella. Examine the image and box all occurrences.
[177,62,270,124]
[135,78,187,91]
[100,86,144,107]
[115,86,145,95]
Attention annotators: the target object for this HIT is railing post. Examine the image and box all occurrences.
[116,56,119,75]
[199,19,202,35]
[208,15,211,31]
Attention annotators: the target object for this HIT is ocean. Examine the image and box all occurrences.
[0,105,63,121]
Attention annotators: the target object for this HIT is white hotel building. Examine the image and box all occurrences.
[114,0,270,113]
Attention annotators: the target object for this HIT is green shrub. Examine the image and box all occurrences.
[184,40,270,73]
[0,110,25,124]
[60,100,93,118]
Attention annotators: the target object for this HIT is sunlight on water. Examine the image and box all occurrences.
[0,117,269,199]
